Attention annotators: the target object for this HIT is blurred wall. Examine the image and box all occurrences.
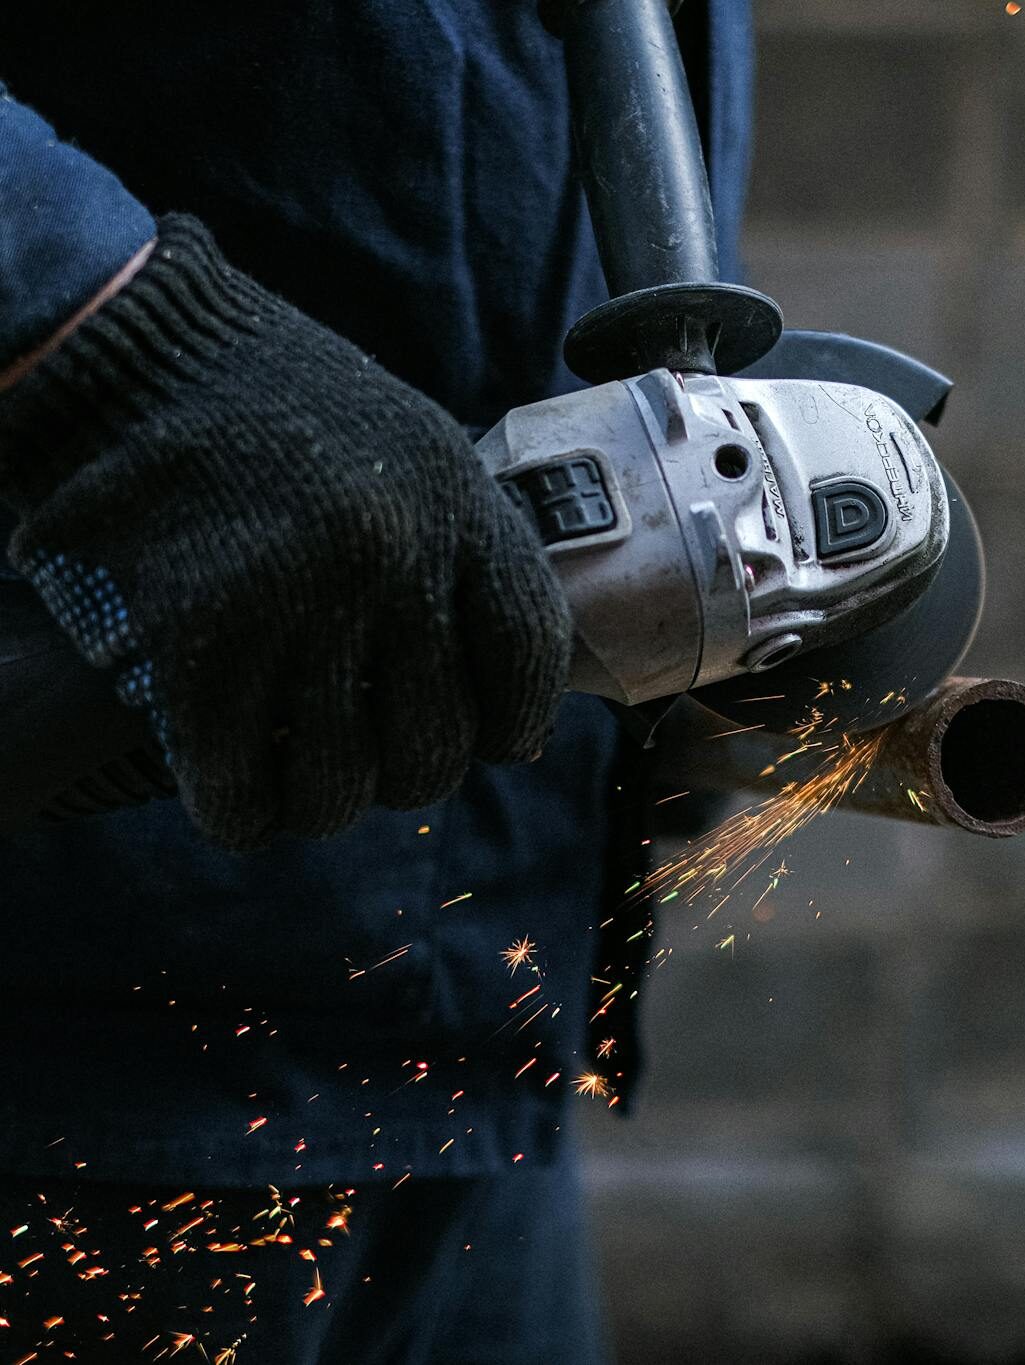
[582,3,1025,1361]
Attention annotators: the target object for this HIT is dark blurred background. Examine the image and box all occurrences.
[582,2,1025,1361]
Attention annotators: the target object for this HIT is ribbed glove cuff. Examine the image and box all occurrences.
[0,215,282,512]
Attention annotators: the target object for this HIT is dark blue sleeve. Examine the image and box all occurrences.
[0,84,155,369]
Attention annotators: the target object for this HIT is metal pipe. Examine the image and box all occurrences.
[850,678,1025,836]
[654,679,1025,838]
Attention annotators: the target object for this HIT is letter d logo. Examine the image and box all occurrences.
[812,480,889,559]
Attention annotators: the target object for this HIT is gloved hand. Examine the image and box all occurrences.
[0,215,572,849]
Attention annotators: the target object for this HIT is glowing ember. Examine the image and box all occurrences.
[303,1268,326,1307]
[573,1072,610,1099]
[501,936,537,975]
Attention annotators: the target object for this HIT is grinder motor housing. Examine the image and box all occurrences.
[479,369,949,707]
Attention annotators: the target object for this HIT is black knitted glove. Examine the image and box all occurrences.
[0,215,572,848]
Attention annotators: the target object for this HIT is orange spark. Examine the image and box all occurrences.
[501,936,537,975]
[302,1272,326,1304]
[573,1072,610,1099]
[634,728,883,914]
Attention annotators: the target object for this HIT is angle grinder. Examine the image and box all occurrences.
[0,0,985,824]
[496,0,982,739]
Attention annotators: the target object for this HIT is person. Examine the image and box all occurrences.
[0,2,753,1359]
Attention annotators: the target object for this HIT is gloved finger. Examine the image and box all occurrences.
[168,689,281,852]
[458,496,573,764]
[368,601,478,810]
[280,645,378,839]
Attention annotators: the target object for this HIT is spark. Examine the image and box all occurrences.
[162,1192,195,1212]
[303,1268,326,1307]
[573,1072,610,1099]
[880,689,907,707]
[597,1037,615,1059]
[501,937,537,975]
[634,728,883,914]
[368,943,412,972]
[514,1002,549,1033]
[253,1186,294,1233]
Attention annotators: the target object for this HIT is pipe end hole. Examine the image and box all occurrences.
[940,699,1025,824]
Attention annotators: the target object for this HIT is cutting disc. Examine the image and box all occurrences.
[690,468,984,734]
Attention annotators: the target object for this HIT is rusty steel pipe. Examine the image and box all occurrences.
[654,678,1025,839]
[850,677,1025,836]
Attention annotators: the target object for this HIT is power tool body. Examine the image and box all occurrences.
[480,369,949,707]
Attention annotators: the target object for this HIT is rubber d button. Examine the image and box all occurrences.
[812,480,889,559]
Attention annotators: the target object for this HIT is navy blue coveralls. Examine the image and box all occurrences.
[0,3,753,1358]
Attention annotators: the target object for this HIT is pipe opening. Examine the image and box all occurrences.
[940,699,1025,824]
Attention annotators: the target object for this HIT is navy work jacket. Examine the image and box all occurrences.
[0,1,752,1187]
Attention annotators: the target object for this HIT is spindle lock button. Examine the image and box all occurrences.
[812,479,890,559]
[503,456,616,545]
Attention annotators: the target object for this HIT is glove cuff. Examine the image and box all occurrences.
[0,214,283,512]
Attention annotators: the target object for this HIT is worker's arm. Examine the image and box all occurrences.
[0,97,570,850]
[0,84,156,382]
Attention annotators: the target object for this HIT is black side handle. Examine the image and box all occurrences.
[542,0,782,382]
